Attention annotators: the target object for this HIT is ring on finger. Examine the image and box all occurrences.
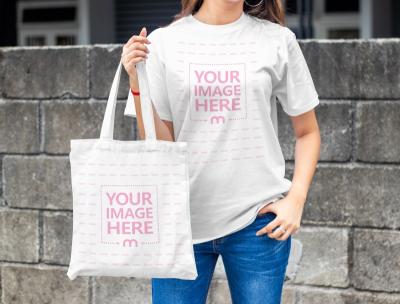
[276,226,286,234]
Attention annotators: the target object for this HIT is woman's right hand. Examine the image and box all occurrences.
[121,27,151,78]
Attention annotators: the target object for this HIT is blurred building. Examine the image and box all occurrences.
[0,0,399,47]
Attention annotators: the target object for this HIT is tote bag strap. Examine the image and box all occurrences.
[100,58,157,142]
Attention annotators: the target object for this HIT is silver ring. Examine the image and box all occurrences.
[277,226,286,233]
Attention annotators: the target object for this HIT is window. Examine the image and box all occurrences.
[285,0,298,15]
[313,0,360,39]
[328,28,359,39]
[17,1,79,46]
[325,0,359,13]
[25,35,45,46]
[22,6,77,22]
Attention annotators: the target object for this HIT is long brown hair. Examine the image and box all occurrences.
[173,0,286,26]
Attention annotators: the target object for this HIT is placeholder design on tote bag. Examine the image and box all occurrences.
[100,185,160,247]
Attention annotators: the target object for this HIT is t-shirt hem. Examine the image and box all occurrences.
[157,113,173,121]
[191,194,285,244]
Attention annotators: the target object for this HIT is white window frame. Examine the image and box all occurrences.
[283,0,361,39]
[313,0,360,39]
[17,0,83,46]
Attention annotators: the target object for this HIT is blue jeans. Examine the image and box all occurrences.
[152,212,291,304]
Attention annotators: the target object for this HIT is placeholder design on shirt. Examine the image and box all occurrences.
[100,185,160,247]
[189,63,247,123]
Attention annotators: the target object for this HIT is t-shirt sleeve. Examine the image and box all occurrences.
[272,28,320,116]
[124,29,173,121]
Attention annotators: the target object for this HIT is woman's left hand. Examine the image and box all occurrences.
[255,195,305,240]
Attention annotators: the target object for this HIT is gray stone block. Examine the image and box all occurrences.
[356,39,400,99]
[0,209,39,262]
[344,292,400,304]
[0,47,89,98]
[1,265,89,304]
[42,100,135,153]
[300,40,358,99]
[356,101,400,162]
[279,101,352,161]
[303,164,400,229]
[295,286,400,304]
[0,156,2,198]
[341,292,400,304]
[90,45,130,99]
[300,39,400,99]
[43,211,73,265]
[0,100,40,153]
[3,155,72,210]
[352,228,400,292]
[93,276,151,304]
[207,278,295,303]
[291,227,349,287]
[298,290,348,304]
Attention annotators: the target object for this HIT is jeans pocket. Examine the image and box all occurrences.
[256,211,276,219]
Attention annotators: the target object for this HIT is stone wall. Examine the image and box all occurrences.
[0,39,400,303]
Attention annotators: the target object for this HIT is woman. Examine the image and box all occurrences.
[122,0,320,303]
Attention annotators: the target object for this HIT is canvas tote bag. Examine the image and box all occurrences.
[67,58,198,280]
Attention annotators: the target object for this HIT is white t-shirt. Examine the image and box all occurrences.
[124,11,320,244]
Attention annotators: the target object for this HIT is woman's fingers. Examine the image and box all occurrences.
[268,222,290,239]
[122,51,145,65]
[255,217,293,240]
[255,217,281,236]
[125,34,151,48]
[124,41,149,53]
[123,50,148,68]
[128,56,145,66]
[122,32,151,71]
[124,54,146,68]
[275,226,293,241]
[124,48,148,61]
[121,36,151,75]
[122,41,150,65]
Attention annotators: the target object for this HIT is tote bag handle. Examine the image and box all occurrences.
[100,58,157,142]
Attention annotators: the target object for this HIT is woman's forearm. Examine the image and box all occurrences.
[286,129,321,206]
[129,73,174,141]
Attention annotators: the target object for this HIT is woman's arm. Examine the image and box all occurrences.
[129,70,175,141]
[286,109,321,205]
[122,27,175,142]
[256,108,320,240]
